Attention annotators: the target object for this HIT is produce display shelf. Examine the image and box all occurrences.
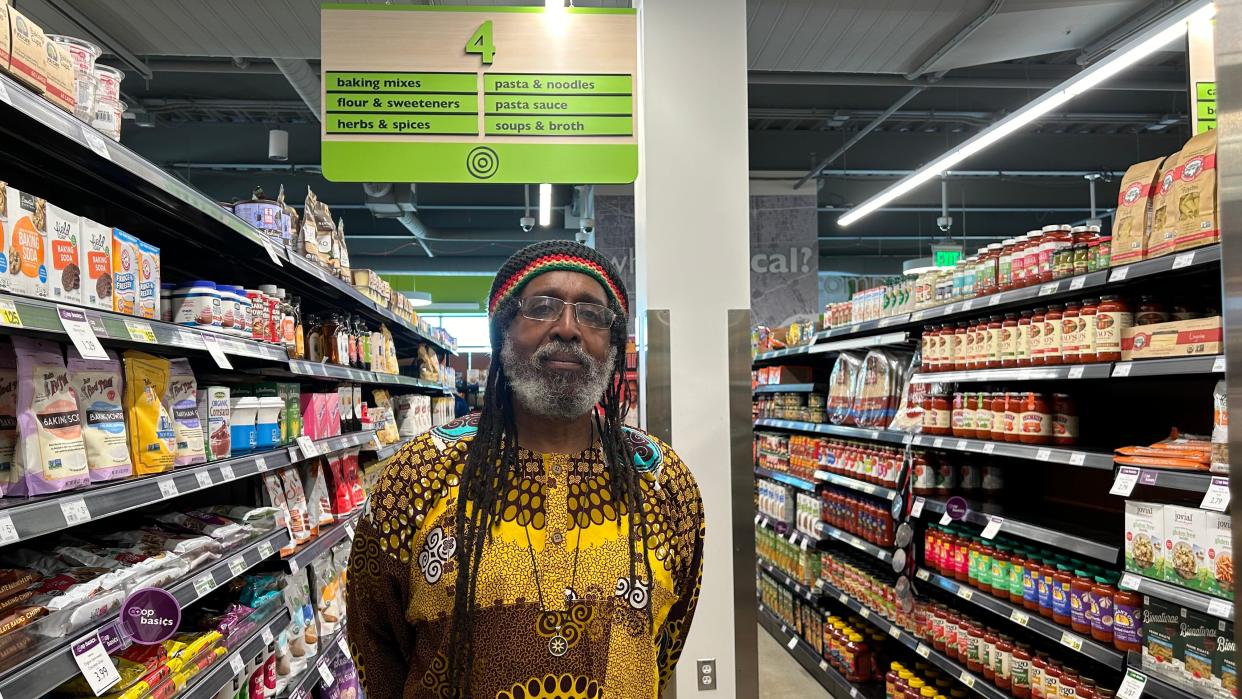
[817,579,1008,699]
[0,528,291,698]
[0,72,454,357]
[817,522,893,563]
[753,383,824,394]
[1118,572,1234,622]
[284,510,364,574]
[758,558,820,606]
[279,623,350,699]
[754,467,818,492]
[814,471,899,501]
[914,568,1125,670]
[0,430,373,548]
[915,497,1119,564]
[753,332,909,363]
[1123,653,1204,699]
[908,434,1114,470]
[756,603,879,699]
[753,419,910,446]
[775,245,1222,353]
[180,608,295,699]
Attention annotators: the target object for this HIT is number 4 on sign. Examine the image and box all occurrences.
[465,21,496,64]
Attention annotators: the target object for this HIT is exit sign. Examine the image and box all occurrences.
[934,249,961,267]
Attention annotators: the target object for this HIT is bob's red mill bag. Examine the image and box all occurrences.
[1173,130,1219,252]
[1111,157,1164,266]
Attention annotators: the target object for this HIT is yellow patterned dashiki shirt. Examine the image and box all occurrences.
[346,413,705,699]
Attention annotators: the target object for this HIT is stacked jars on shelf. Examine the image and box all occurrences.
[922,390,1078,446]
[924,524,1140,653]
[908,450,1005,499]
[886,661,964,699]
[822,486,896,547]
[824,613,893,686]
[816,438,905,489]
[756,525,821,587]
[755,392,828,423]
[755,432,791,473]
[820,552,910,630]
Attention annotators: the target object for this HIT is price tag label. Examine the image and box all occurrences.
[60,497,90,525]
[262,237,284,267]
[289,558,300,574]
[1060,631,1084,652]
[0,299,22,328]
[989,294,1002,307]
[933,438,944,448]
[754,514,761,525]
[1119,573,1140,591]
[0,513,17,545]
[1010,610,1031,626]
[1201,477,1231,512]
[1112,363,1132,377]
[1036,448,1052,462]
[945,304,956,315]
[838,592,848,604]
[957,586,974,601]
[228,654,245,676]
[819,659,829,672]
[983,443,995,454]
[1109,266,1129,282]
[962,300,974,311]
[959,672,976,689]
[262,626,275,645]
[787,635,798,650]
[201,334,234,370]
[788,531,799,546]
[916,643,931,658]
[849,324,860,334]
[296,435,319,458]
[851,689,861,699]
[318,662,335,687]
[800,536,809,551]
[953,439,966,451]
[0,79,10,104]
[193,575,214,598]
[1068,366,1085,379]
[1172,251,1196,269]
[859,606,870,619]
[912,310,926,321]
[71,633,121,695]
[57,307,109,360]
[80,124,113,160]
[219,465,235,481]
[911,497,925,518]
[255,456,268,472]
[1039,283,1059,297]
[158,479,179,499]
[1214,356,1227,373]
[195,471,213,489]
[938,512,953,526]
[228,557,247,577]
[888,624,903,639]
[780,624,787,634]
[761,517,770,529]
[124,320,156,343]
[1117,668,1148,699]
[346,523,356,540]
[338,636,350,655]
[258,541,275,559]
[916,569,931,581]
[1066,452,1085,466]
[981,516,1004,539]
[1111,467,1141,497]
[1207,598,1233,619]
[1069,276,1086,291]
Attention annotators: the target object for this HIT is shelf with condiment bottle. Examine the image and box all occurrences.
[1117,572,1234,622]
[912,497,1119,564]
[907,433,1115,471]
[755,600,881,699]
[753,418,911,447]
[753,332,911,363]
[817,522,894,564]
[813,470,900,501]
[758,557,821,606]
[913,355,1224,383]
[758,514,821,550]
[914,568,1127,670]
[816,578,1009,699]
[755,466,819,492]
[754,383,825,394]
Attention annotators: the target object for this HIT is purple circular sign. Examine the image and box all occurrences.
[945,496,969,521]
[120,587,181,644]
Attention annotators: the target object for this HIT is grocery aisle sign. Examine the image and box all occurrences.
[321,5,637,183]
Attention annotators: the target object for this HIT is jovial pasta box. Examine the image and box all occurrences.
[1164,505,1211,594]
[1125,500,1166,579]
[1204,510,1234,601]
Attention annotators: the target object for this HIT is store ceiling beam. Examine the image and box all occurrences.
[1077,0,1189,66]
[793,86,926,190]
[903,0,1006,80]
[272,59,321,122]
[43,0,152,79]
[819,206,1097,213]
[746,71,1185,92]
[146,58,286,74]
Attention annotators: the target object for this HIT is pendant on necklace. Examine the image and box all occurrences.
[548,635,569,657]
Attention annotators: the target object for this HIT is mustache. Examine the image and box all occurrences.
[532,340,594,366]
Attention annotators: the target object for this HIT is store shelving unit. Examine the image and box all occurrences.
[753,419,910,447]
[279,624,350,699]
[1118,572,1234,621]
[913,497,1119,563]
[914,568,1126,670]
[755,602,878,699]
[817,523,893,564]
[179,609,295,699]
[908,434,1114,470]
[1121,653,1205,699]
[814,471,899,501]
[366,435,416,461]
[753,332,911,362]
[757,515,821,549]
[908,355,1224,383]
[754,383,824,394]
[755,467,819,492]
[758,558,821,605]
[0,528,291,698]
[284,510,364,574]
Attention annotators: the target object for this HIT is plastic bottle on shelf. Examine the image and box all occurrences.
[290,296,304,359]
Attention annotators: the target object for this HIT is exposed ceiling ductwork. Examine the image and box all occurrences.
[272,59,321,122]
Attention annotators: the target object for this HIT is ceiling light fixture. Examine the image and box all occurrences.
[837,0,1214,228]
[539,183,552,227]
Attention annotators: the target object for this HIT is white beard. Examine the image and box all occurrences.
[500,337,617,419]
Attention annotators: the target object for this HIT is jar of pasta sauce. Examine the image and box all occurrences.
[1000,313,1019,367]
[1020,230,1043,287]
[998,239,1017,291]
[1077,299,1099,363]
[1029,308,1047,365]
[1089,573,1117,644]
[1011,643,1033,698]
[1095,296,1132,362]
[953,322,969,370]
[973,393,993,439]
[1136,295,1170,326]
[1112,587,1142,652]
[1070,568,1093,634]
[1061,301,1082,364]
[1042,305,1065,365]
[985,316,1003,368]
[1016,310,1034,367]
[990,392,1008,441]
[1052,394,1078,446]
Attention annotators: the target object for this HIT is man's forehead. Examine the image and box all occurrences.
[521,271,607,301]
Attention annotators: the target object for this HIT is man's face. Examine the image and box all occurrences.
[500,271,618,419]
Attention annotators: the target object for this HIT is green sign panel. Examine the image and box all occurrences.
[321,5,638,184]
[934,250,962,267]
[1196,82,1217,134]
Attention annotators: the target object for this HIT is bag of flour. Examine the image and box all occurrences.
[67,349,132,482]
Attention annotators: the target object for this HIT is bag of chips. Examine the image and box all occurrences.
[123,351,176,474]
[11,337,89,495]
[67,349,132,482]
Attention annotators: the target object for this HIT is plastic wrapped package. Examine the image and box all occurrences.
[201,505,282,536]
[888,350,927,432]
[67,349,132,482]
[261,473,298,556]
[153,512,247,549]
[849,349,912,428]
[301,458,335,535]
[1213,379,1228,474]
[278,467,312,545]
[122,351,176,475]
[163,359,205,467]
[826,352,863,425]
[324,453,353,516]
[308,551,341,639]
[11,336,90,495]
[342,447,365,508]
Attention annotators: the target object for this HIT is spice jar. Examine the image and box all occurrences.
[985,315,1003,368]
[1136,295,1170,326]
[1112,586,1142,652]
[1070,568,1093,634]
[1052,394,1078,446]
[1061,301,1082,364]
[1078,299,1099,363]
[1043,304,1065,365]
[999,313,1019,367]
[1095,295,1132,362]
[1003,392,1021,442]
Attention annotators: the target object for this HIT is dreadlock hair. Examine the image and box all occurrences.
[445,294,652,696]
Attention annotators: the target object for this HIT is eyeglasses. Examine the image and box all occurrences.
[518,295,617,329]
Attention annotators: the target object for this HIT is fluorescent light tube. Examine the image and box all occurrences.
[837,0,1213,228]
[539,183,552,227]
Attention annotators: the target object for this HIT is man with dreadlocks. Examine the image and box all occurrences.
[346,241,704,699]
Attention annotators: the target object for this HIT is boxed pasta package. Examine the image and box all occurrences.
[1125,501,1165,579]
[1205,510,1233,601]
[1111,157,1165,266]
[1164,505,1210,594]
[1173,130,1219,252]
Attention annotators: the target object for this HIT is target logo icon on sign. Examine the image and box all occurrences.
[466,146,499,179]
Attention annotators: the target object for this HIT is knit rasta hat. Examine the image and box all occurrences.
[488,240,629,316]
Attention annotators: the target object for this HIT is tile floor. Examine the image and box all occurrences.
[757,623,835,698]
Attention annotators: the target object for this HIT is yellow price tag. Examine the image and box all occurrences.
[0,299,22,327]
[124,320,157,343]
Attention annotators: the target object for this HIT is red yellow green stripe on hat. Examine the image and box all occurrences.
[489,253,628,315]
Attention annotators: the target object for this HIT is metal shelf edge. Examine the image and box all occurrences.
[284,510,364,573]
[918,499,1119,564]
[1120,573,1234,622]
[818,523,893,563]
[754,467,819,492]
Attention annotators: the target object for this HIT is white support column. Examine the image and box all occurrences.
[634,0,753,697]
